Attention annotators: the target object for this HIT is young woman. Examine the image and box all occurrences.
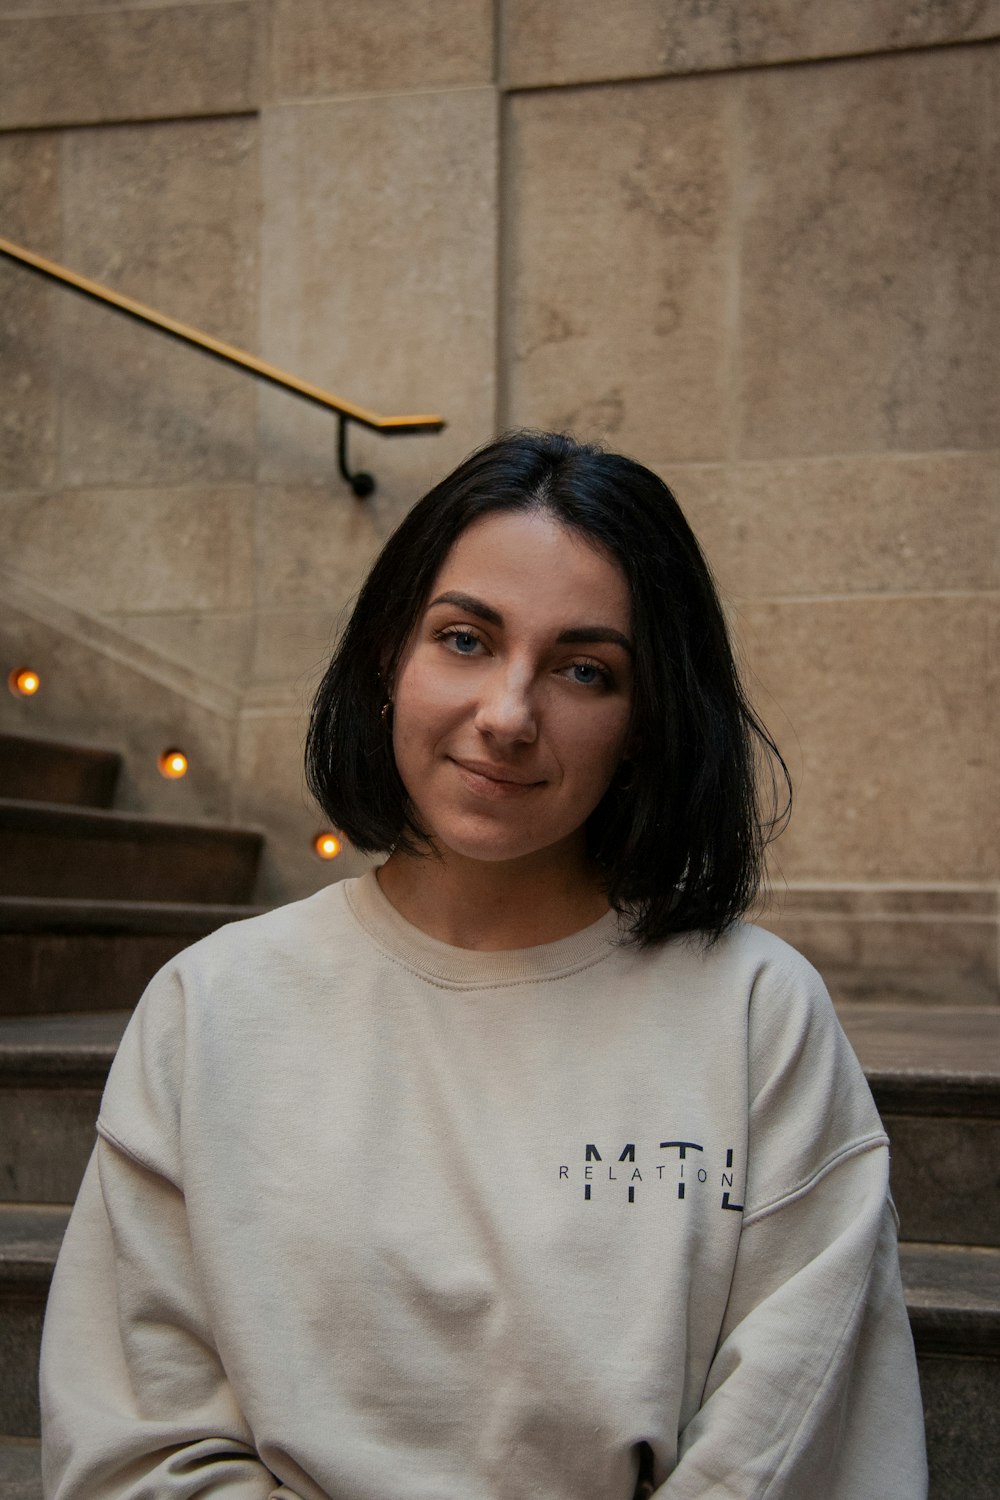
[41,432,927,1498]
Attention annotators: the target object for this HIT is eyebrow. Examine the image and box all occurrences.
[426,591,634,656]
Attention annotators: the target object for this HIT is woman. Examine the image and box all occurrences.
[41,432,927,1498]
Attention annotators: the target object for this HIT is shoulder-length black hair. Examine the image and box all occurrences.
[306,430,790,945]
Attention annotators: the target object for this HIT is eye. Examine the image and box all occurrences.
[436,627,485,656]
[563,660,611,688]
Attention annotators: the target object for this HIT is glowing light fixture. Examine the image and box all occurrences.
[314,831,342,861]
[158,748,189,780]
[8,667,40,697]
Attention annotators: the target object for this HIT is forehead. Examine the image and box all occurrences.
[428,510,631,627]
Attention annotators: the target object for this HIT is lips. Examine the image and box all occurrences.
[449,757,545,799]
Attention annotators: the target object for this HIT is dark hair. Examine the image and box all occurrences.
[306,431,790,945]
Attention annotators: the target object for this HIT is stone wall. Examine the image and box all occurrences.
[0,1,997,991]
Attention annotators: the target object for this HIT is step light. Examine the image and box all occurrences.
[314,831,342,860]
[158,748,189,779]
[8,667,40,697]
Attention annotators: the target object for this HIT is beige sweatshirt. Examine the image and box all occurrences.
[40,871,927,1499]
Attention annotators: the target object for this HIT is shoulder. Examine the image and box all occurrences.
[97,878,371,1169]
[640,920,830,1021]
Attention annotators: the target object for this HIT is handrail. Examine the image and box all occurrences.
[0,234,445,496]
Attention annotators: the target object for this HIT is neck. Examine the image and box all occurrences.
[376,839,610,950]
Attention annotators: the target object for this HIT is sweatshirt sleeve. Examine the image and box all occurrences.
[39,964,302,1500]
[40,1145,292,1499]
[656,946,928,1499]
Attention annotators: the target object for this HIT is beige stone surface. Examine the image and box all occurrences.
[0,593,238,824]
[741,597,999,882]
[764,883,998,918]
[254,485,381,612]
[505,77,734,465]
[0,132,62,491]
[268,0,493,99]
[738,45,999,458]
[58,117,259,487]
[504,0,1000,87]
[234,708,371,900]
[0,487,254,615]
[258,90,497,522]
[760,911,999,1006]
[106,611,254,689]
[249,608,344,706]
[0,2,260,129]
[666,452,1000,602]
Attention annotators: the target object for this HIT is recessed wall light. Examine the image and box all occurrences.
[314,831,342,860]
[158,748,189,779]
[8,667,40,697]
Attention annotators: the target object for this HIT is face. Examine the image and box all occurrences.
[390,509,634,872]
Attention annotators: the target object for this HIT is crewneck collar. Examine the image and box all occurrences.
[343,868,623,989]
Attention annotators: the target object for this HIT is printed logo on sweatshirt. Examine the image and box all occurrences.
[558,1141,743,1211]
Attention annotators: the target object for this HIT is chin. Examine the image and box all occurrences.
[425,809,585,869]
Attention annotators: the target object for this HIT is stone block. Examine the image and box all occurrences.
[0,1088,98,1204]
[0,2,260,129]
[248,608,344,706]
[0,487,253,617]
[258,91,497,525]
[505,77,734,465]
[886,1115,1000,1246]
[503,0,1000,87]
[739,45,999,457]
[0,1296,42,1438]
[255,486,381,612]
[0,133,61,492]
[268,0,493,99]
[234,709,372,902]
[0,1436,40,1500]
[739,597,998,882]
[762,913,998,1007]
[105,612,254,690]
[59,116,259,487]
[919,1355,1000,1500]
[668,453,1000,603]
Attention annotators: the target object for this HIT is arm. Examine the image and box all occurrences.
[659,1143,926,1498]
[40,1141,298,1500]
[657,946,927,1498]
[40,956,304,1500]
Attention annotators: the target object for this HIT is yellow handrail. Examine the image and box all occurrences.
[0,235,444,437]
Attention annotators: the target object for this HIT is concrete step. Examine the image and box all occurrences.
[839,1004,1000,1248]
[3,1002,997,1232]
[0,1210,995,1494]
[0,1437,41,1500]
[0,1013,127,1201]
[0,734,121,811]
[0,799,263,903]
[0,897,265,1016]
[0,1203,65,1440]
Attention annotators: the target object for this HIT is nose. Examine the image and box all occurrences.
[473,661,538,745]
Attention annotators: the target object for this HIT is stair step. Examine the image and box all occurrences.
[0,1204,66,1439]
[0,897,266,1016]
[0,1013,127,1201]
[0,733,121,810]
[1,1208,995,1473]
[840,1005,1000,1248]
[900,1242,1000,1356]
[0,799,263,903]
[839,1004,1000,1117]
[0,1437,41,1500]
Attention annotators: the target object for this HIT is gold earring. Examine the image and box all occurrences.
[380,699,392,724]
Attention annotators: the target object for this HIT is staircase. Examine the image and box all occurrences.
[0,731,264,1496]
[0,735,997,1498]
